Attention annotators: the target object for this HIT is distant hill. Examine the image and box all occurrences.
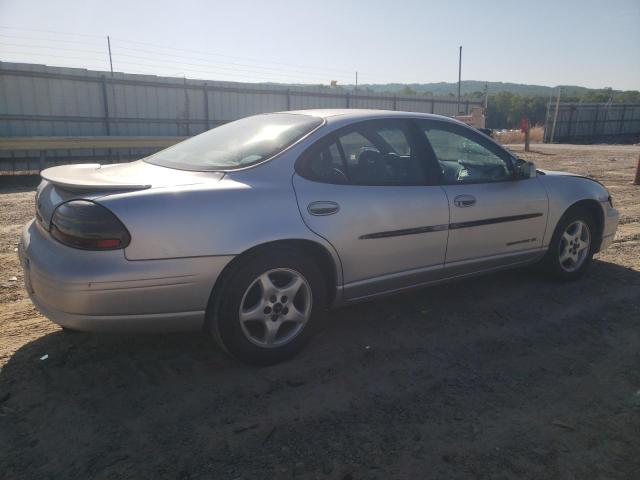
[343,81,596,97]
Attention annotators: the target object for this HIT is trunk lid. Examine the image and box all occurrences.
[36,160,224,227]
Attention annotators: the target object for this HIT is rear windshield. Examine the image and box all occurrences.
[144,113,323,171]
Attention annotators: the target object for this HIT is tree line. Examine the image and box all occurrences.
[484,89,640,129]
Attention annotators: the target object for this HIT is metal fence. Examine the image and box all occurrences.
[544,102,640,144]
[0,62,483,172]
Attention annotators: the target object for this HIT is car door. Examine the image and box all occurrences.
[416,119,549,275]
[292,119,449,300]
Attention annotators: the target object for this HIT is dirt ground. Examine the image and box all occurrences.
[1,145,639,480]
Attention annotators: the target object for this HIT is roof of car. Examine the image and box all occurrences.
[283,108,454,122]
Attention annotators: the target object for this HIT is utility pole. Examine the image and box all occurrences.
[355,71,358,92]
[550,86,562,143]
[106,35,117,138]
[107,36,114,75]
[457,45,462,114]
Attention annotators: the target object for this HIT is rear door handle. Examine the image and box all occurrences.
[308,201,339,216]
[454,195,476,207]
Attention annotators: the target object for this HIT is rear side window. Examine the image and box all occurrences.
[297,120,428,185]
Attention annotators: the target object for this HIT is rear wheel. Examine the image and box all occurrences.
[208,248,326,365]
[542,207,596,281]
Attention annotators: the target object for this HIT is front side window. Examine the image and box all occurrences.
[299,121,427,185]
[145,113,323,171]
[418,122,513,184]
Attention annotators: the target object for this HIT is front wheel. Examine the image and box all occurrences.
[208,248,326,365]
[542,207,596,281]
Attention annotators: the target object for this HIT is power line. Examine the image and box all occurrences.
[0,49,347,84]
[0,45,367,84]
[0,25,403,85]
[0,33,104,47]
[0,40,106,55]
[0,25,104,39]
[110,36,357,76]
[0,25,356,77]
[0,39,355,81]
[113,53,354,82]
[109,43,354,80]
[0,50,340,84]
[112,59,343,83]
[0,50,109,66]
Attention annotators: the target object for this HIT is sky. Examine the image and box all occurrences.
[0,0,638,90]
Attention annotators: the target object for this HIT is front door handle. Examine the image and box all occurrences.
[308,201,340,216]
[454,195,476,207]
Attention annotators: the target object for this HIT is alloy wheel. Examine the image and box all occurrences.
[558,220,591,273]
[238,268,312,348]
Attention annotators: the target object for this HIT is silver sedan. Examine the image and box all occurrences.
[19,110,619,364]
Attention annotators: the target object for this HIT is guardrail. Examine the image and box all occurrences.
[0,136,185,174]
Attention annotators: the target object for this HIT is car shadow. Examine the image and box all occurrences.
[1,258,639,478]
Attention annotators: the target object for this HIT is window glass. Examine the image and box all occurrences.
[378,128,411,156]
[306,142,348,184]
[420,125,512,183]
[339,131,377,170]
[145,113,322,171]
[341,125,423,184]
[300,121,427,185]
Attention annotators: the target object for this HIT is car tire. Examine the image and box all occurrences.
[542,206,596,281]
[207,247,327,365]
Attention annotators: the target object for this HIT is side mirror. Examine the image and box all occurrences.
[515,160,536,179]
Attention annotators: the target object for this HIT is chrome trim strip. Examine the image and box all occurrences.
[449,213,543,230]
[359,224,448,240]
[359,213,543,240]
[506,237,537,246]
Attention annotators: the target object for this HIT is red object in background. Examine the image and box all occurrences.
[519,117,530,133]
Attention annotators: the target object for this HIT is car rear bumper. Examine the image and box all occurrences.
[18,219,233,332]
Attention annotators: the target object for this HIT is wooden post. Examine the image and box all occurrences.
[618,105,627,139]
[183,78,190,136]
[634,153,640,186]
[100,75,111,136]
[520,117,530,152]
[203,84,210,130]
[550,87,561,143]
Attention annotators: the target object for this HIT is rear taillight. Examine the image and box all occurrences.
[50,200,130,250]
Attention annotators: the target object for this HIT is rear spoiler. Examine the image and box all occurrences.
[41,164,151,192]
